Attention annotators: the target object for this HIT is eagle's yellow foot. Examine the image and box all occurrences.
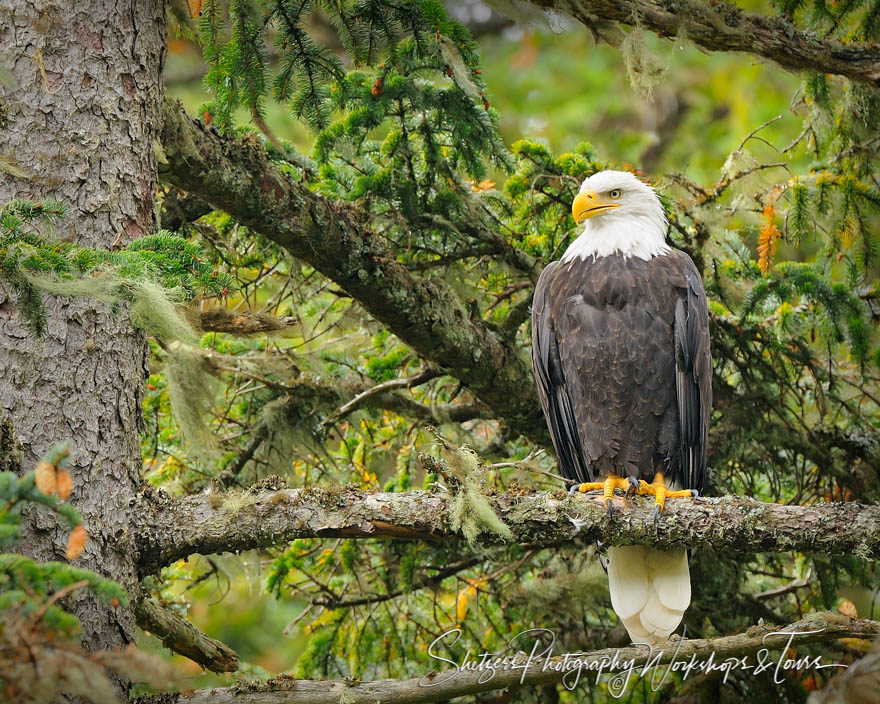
[636,473,699,525]
[573,475,630,517]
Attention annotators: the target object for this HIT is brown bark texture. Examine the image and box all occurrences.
[0,0,165,651]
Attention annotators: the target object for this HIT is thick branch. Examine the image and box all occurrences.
[157,100,544,441]
[135,488,880,575]
[530,0,880,85]
[134,595,239,673]
[136,612,879,703]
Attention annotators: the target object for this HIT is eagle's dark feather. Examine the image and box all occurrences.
[530,250,711,492]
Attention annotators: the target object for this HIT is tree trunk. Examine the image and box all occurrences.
[0,0,165,655]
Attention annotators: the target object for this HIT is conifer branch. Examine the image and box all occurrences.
[525,0,880,85]
[157,99,545,441]
[134,595,239,673]
[210,370,490,486]
[133,612,880,704]
[193,308,297,335]
[135,488,880,575]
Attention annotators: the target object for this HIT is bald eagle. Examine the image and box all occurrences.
[530,170,711,645]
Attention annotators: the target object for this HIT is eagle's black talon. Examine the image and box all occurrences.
[606,497,614,518]
[690,489,699,498]
[569,483,581,494]
[626,476,640,500]
[652,502,661,528]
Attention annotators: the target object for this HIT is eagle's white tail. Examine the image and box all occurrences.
[606,545,690,645]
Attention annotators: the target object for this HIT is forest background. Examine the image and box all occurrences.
[1,0,879,702]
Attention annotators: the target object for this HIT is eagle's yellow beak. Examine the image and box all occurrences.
[572,190,621,223]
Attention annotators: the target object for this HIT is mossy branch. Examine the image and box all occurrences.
[523,0,880,86]
[134,595,239,673]
[135,488,880,575]
[133,612,880,704]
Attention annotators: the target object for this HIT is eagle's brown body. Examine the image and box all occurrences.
[531,245,712,645]
[531,250,711,492]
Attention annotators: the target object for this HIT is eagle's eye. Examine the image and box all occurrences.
[609,189,622,199]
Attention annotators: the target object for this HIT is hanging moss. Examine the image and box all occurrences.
[24,271,196,343]
[164,344,220,456]
[258,398,316,478]
[1,202,232,339]
[128,279,196,343]
[442,443,514,546]
[620,28,667,100]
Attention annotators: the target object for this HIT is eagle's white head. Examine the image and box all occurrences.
[561,170,669,262]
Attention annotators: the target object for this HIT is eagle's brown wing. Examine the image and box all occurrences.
[531,261,592,484]
[672,251,712,494]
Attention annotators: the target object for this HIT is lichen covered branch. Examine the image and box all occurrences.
[157,100,545,442]
[135,612,880,704]
[530,0,880,85]
[135,488,880,575]
[134,595,239,673]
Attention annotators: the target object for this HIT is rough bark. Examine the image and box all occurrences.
[0,0,165,653]
[135,488,880,575]
[156,100,547,443]
[134,595,239,673]
[135,612,880,704]
[525,0,880,86]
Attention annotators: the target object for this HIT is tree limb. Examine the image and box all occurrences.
[134,488,880,575]
[157,99,545,442]
[134,595,239,673]
[524,0,880,86]
[159,188,213,231]
[193,308,297,335]
[134,612,880,703]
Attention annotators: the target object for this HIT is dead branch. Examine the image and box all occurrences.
[194,309,297,335]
